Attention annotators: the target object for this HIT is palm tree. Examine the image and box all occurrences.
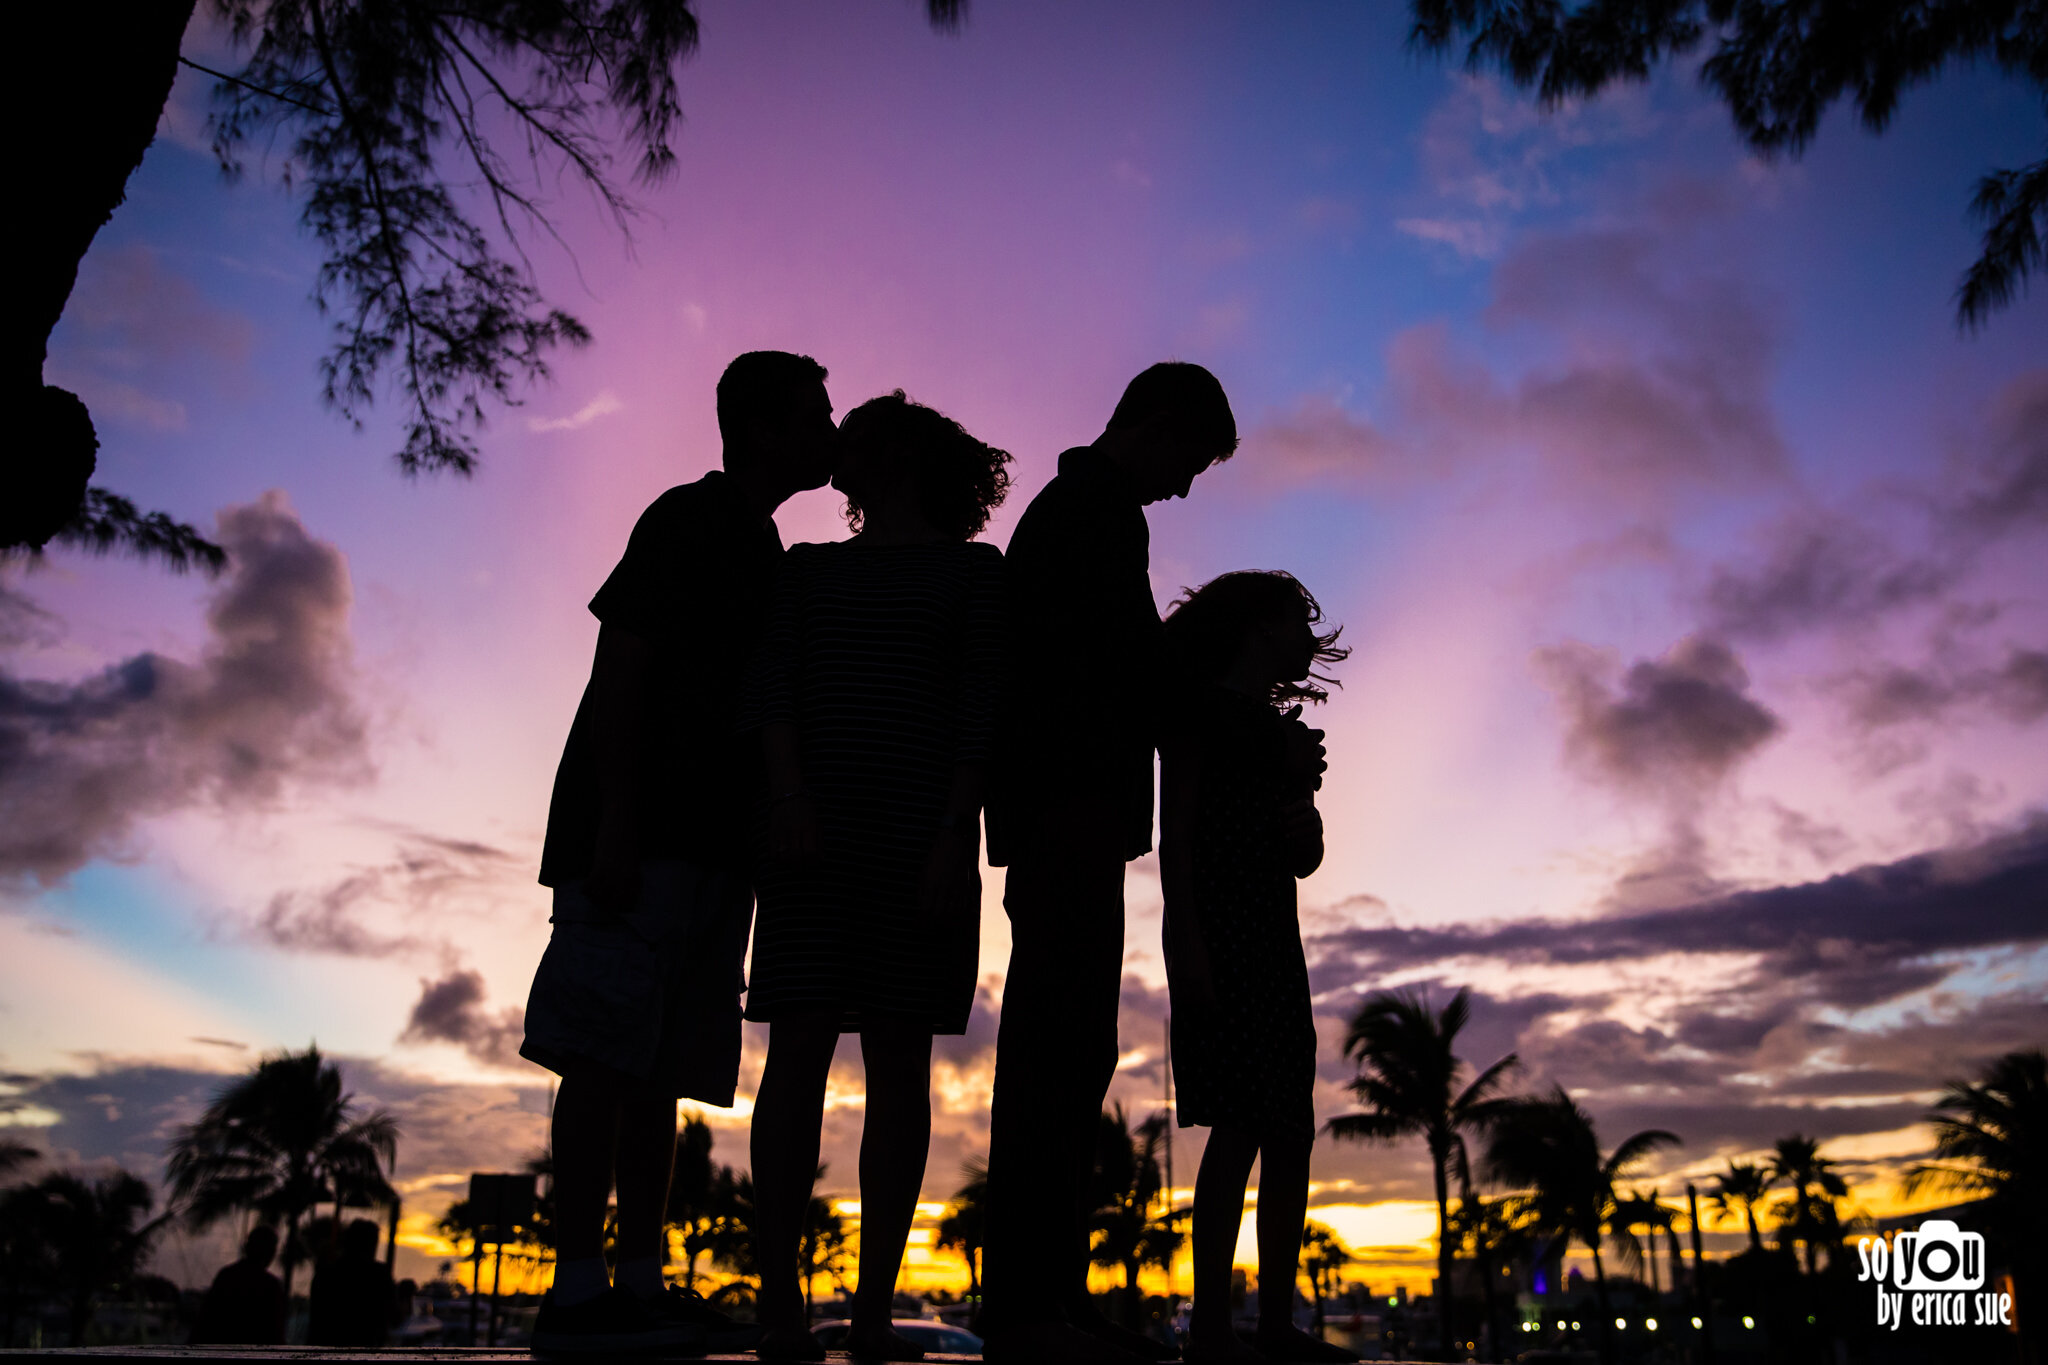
[11,1169,170,1345]
[165,1046,398,1298]
[1907,1048,2047,1365]
[1089,1106,1183,1328]
[697,1165,758,1312]
[1609,1189,1673,1291]
[1451,1193,1535,1362]
[797,1179,851,1321]
[1327,986,1519,1361]
[1482,1087,1679,1365]
[1299,1222,1352,1339]
[1766,1135,1847,1275]
[0,1142,37,1182]
[1709,1160,1773,1253]
[664,1116,718,1288]
[934,1157,987,1301]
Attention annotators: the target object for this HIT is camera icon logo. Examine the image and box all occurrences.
[1893,1219,1985,1291]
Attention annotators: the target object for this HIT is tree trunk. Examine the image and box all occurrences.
[283,1209,301,1305]
[1590,1242,1614,1365]
[68,1289,90,1347]
[1745,1205,1761,1253]
[1432,1156,1451,1361]
[1476,1256,1499,1363]
[7,0,200,548]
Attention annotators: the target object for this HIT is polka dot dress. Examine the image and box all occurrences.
[1166,687,1318,1141]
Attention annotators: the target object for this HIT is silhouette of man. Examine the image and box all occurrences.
[308,1217,394,1347]
[980,362,1240,1365]
[521,351,836,1354]
[192,1225,286,1345]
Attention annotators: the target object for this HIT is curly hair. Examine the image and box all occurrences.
[840,390,1012,541]
[1161,570,1348,705]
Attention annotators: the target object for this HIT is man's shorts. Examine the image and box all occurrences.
[519,859,752,1105]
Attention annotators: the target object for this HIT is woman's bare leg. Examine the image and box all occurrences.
[1186,1126,1262,1363]
[1253,1128,1357,1361]
[750,1019,838,1340]
[848,1021,934,1353]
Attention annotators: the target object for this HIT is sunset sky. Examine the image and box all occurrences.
[3,0,2045,1298]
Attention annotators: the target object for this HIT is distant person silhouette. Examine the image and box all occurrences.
[744,391,1010,1363]
[192,1225,285,1345]
[521,350,838,1355]
[980,362,1254,1365]
[308,1217,395,1347]
[1158,572,1352,1365]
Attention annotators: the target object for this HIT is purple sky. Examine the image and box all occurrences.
[4,0,2045,1291]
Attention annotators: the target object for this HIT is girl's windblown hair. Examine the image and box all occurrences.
[1161,570,1348,705]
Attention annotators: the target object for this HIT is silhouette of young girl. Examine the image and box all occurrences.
[1159,571,1355,1365]
[745,391,1010,1362]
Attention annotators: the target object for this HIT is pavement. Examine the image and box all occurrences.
[0,1350,1445,1364]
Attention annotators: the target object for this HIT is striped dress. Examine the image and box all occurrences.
[744,538,1004,1033]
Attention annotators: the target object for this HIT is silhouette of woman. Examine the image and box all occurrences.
[745,391,1010,1362]
[1159,571,1354,1365]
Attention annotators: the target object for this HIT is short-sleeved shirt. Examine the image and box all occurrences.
[538,472,782,884]
[985,447,1161,866]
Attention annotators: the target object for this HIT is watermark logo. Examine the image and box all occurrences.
[1856,1219,2012,1332]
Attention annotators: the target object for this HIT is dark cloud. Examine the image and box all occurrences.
[1957,367,2048,532]
[1242,397,1405,490]
[1245,217,1787,500]
[1700,369,2047,655]
[1538,636,1780,794]
[0,494,370,885]
[241,832,523,961]
[1311,818,2048,1005]
[932,981,1000,1070]
[1304,821,2048,1172]
[398,970,529,1070]
[1700,512,1961,644]
[1834,645,2048,731]
[59,244,254,367]
[1989,649,2048,722]
[0,581,61,651]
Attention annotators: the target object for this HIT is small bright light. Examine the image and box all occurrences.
[1743,1316,1756,1330]
[1806,1315,1817,1325]
[1647,1318,1658,1331]
[1691,1317,1703,1329]
[1571,1321,1581,1330]
[1615,1318,1627,1330]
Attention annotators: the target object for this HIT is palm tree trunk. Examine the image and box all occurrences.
[1590,1242,1614,1365]
[1477,1257,1500,1363]
[1433,1156,1452,1360]
[68,1288,90,1347]
[283,1209,301,1304]
[1745,1205,1761,1252]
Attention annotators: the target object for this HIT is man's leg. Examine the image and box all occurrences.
[982,846,1135,1363]
[612,1086,680,1298]
[552,1069,624,1301]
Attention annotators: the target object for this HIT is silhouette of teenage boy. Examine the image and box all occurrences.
[192,1225,286,1345]
[980,362,1245,1365]
[522,351,836,1355]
